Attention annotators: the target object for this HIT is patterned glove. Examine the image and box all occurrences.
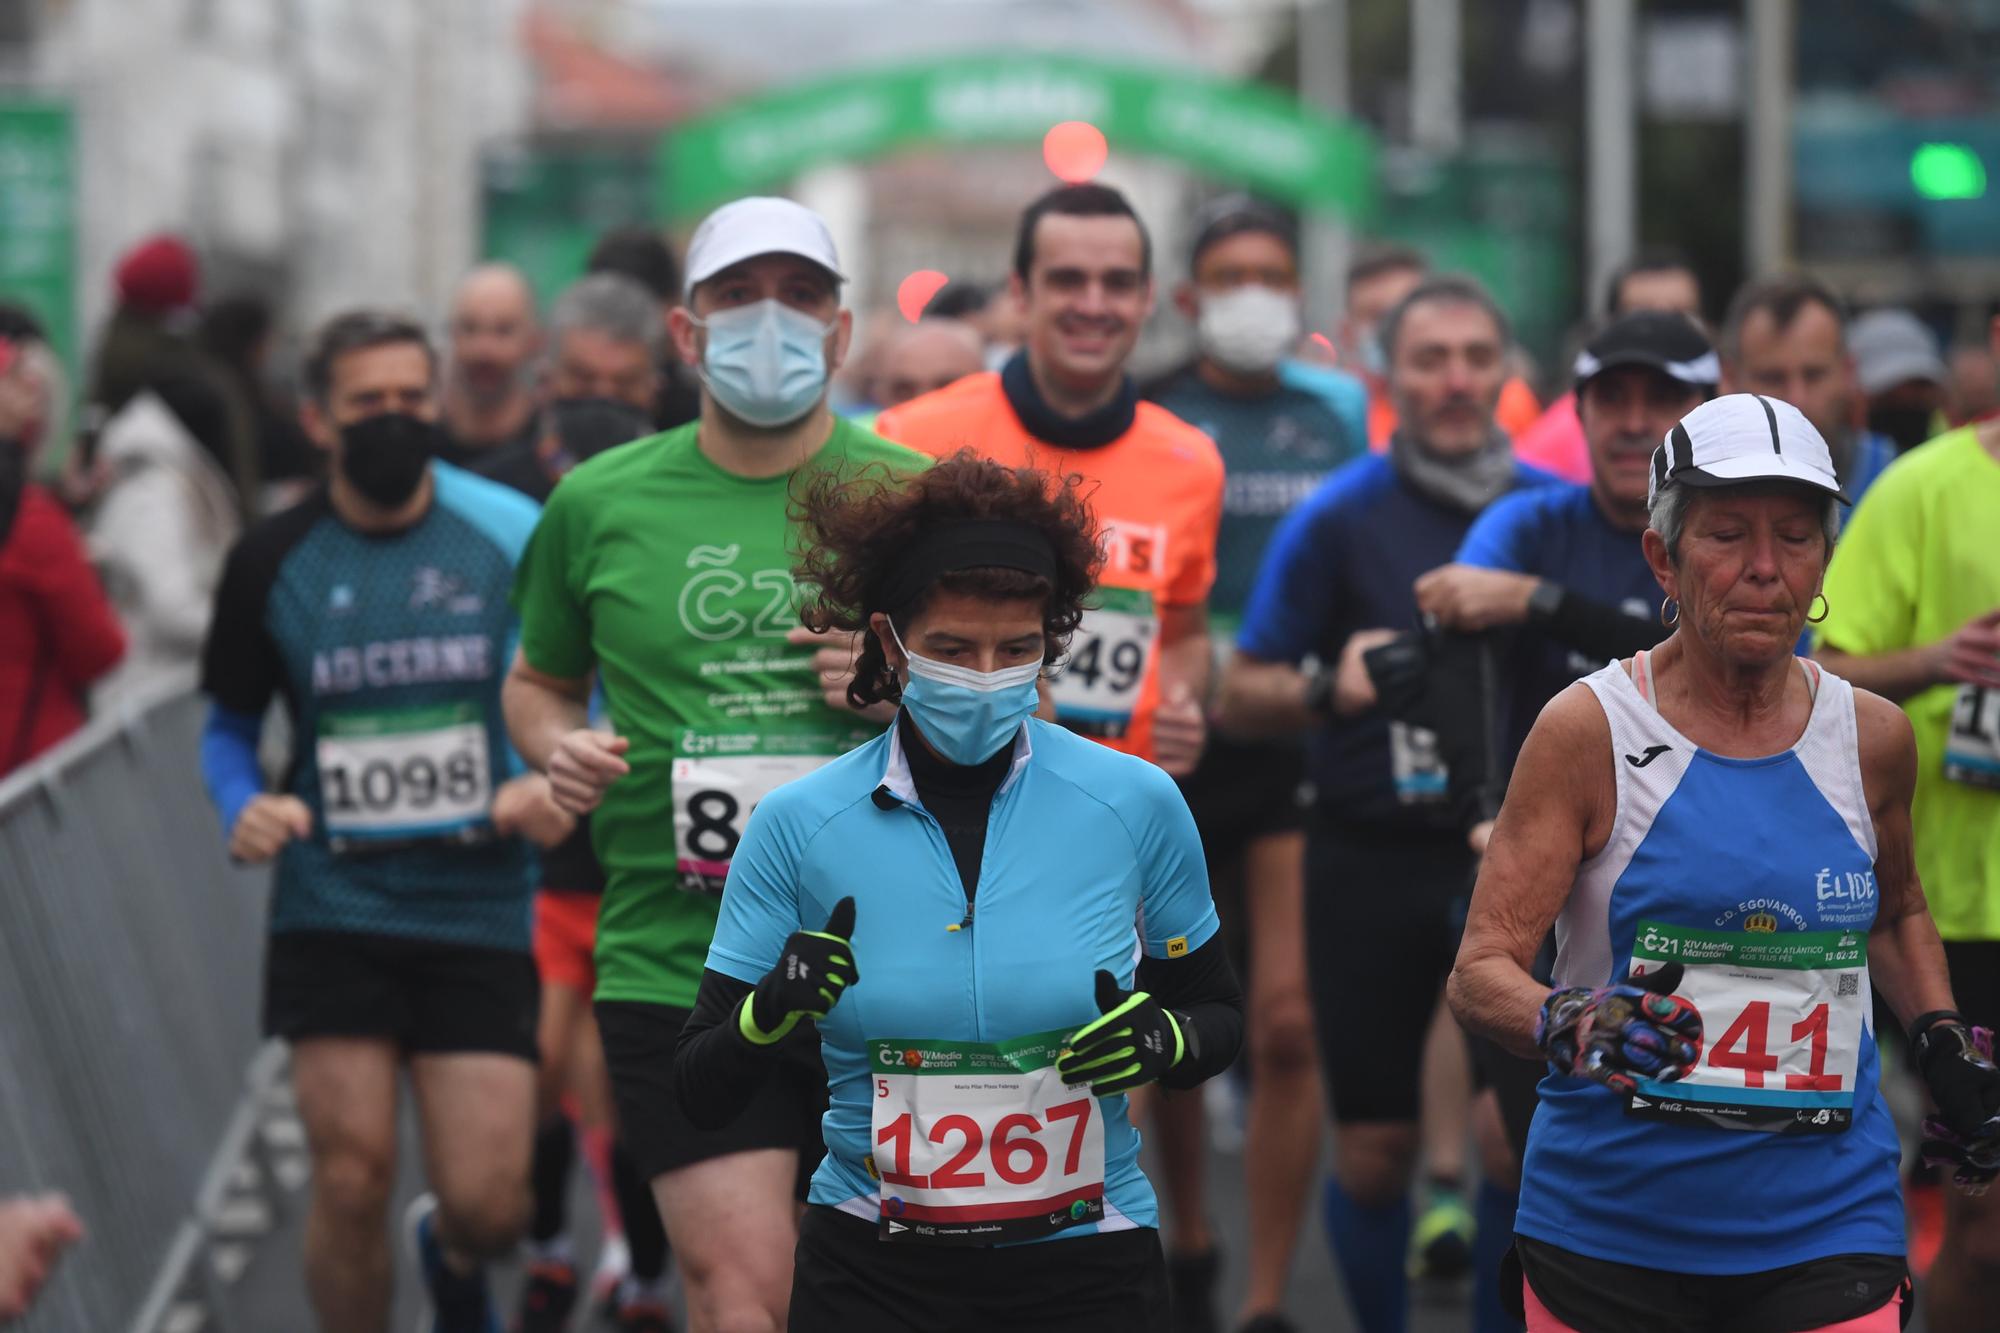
[1915,1020,2000,1196]
[739,897,858,1046]
[1057,970,1186,1097]
[1536,962,1704,1095]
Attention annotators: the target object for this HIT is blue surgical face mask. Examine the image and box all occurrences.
[693,298,834,428]
[891,623,1041,766]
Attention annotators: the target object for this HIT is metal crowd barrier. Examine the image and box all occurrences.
[0,678,278,1331]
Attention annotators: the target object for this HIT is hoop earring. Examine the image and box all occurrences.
[1660,597,1679,629]
[1808,593,1830,624]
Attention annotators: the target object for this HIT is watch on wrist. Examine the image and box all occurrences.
[1911,1009,1969,1068]
[1526,579,1565,624]
[1303,665,1335,718]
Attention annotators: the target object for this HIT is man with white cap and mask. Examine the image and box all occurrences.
[504,196,923,1331]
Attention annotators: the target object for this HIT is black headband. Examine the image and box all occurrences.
[872,519,1059,616]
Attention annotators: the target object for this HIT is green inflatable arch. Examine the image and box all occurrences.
[657,53,1377,221]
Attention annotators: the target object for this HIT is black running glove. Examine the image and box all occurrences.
[1056,970,1187,1097]
[738,898,858,1046]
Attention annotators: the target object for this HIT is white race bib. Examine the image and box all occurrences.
[1388,720,1448,805]
[316,702,491,848]
[1945,685,2000,791]
[1627,920,1867,1134]
[1047,586,1157,741]
[867,1030,1107,1245]
[671,744,834,893]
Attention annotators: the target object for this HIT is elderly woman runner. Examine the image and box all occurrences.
[674,452,1244,1331]
[1450,394,2000,1333]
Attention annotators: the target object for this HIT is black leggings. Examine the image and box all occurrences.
[1305,821,1476,1123]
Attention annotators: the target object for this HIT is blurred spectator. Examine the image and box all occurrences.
[87,389,241,710]
[0,1194,83,1324]
[87,234,258,517]
[199,294,320,511]
[1514,248,1706,482]
[1850,308,1948,453]
[1,331,125,775]
[1334,243,1540,449]
[1720,274,1896,501]
[438,263,543,465]
[1947,341,1998,426]
[924,280,990,322]
[586,225,702,429]
[874,318,985,409]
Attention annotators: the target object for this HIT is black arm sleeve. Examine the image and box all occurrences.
[672,968,773,1132]
[1138,935,1245,1091]
[1539,585,1667,661]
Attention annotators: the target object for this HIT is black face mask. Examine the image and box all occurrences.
[546,396,653,475]
[1867,405,1935,454]
[338,412,437,507]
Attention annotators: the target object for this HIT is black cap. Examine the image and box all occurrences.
[1187,194,1297,270]
[1573,311,1717,394]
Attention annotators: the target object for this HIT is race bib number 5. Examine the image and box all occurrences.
[316,702,491,849]
[1047,586,1158,740]
[868,1031,1107,1245]
[1626,920,1867,1134]
[672,742,834,893]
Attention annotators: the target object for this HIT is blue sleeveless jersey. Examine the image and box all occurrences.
[1515,657,1904,1274]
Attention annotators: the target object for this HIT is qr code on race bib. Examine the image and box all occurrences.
[1838,974,1859,998]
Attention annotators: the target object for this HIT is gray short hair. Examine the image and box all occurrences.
[1377,273,1512,365]
[1648,479,1842,563]
[551,272,664,360]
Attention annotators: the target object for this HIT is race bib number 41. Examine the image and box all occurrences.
[868,1030,1107,1245]
[1626,920,1867,1134]
[316,702,491,848]
[672,740,834,893]
[1046,586,1157,740]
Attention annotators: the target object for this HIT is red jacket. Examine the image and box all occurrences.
[0,484,126,774]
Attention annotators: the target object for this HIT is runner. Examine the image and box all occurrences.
[1330,245,1542,450]
[198,310,557,1331]
[1449,393,2000,1333]
[1218,274,1557,1333]
[1719,275,1896,502]
[584,227,704,431]
[1413,310,1714,1331]
[875,182,1223,779]
[1142,194,1361,1333]
[1513,250,1704,484]
[503,196,923,1333]
[671,452,1245,1332]
[1811,314,2000,1333]
[438,264,545,487]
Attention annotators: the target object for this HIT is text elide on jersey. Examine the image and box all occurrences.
[311,635,494,696]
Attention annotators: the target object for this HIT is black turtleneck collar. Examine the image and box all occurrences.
[898,708,1015,799]
[999,350,1137,450]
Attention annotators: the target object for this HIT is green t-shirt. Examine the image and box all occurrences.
[512,418,927,1005]
[1815,426,2000,941]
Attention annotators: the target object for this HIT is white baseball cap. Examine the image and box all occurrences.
[1649,393,1849,508]
[682,196,844,299]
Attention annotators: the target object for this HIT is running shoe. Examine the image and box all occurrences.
[1407,1191,1474,1280]
[405,1193,499,1333]
[614,1298,675,1333]
[591,1233,631,1320]
[511,1256,579,1333]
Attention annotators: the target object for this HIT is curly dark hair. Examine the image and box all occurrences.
[793,450,1104,709]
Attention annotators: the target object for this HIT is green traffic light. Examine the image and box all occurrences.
[1911,143,1987,201]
